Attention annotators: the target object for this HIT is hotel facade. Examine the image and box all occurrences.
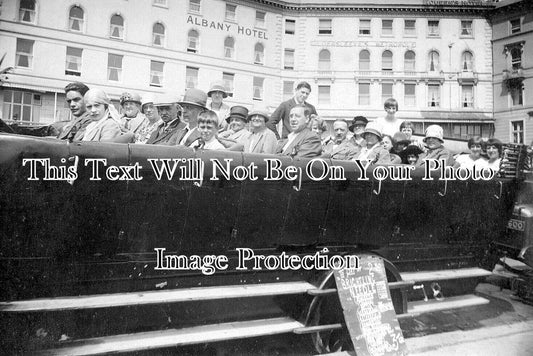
[0,0,503,140]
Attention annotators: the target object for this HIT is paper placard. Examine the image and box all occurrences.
[334,255,408,356]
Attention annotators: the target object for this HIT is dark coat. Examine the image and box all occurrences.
[266,99,317,139]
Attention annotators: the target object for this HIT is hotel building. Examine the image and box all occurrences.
[1,0,497,139]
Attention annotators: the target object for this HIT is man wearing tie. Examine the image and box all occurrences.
[174,88,208,147]
[276,105,322,158]
[146,94,185,145]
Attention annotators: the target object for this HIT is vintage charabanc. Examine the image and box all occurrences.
[0,132,530,355]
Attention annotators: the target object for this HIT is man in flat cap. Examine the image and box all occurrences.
[146,94,185,145]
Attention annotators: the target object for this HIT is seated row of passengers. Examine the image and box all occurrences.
[58,81,502,169]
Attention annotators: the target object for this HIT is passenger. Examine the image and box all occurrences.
[80,88,132,142]
[321,119,360,160]
[399,145,424,165]
[119,92,146,139]
[175,89,208,146]
[207,81,230,132]
[453,136,487,170]
[382,134,402,164]
[349,115,368,148]
[354,121,391,164]
[219,106,251,147]
[57,81,92,141]
[309,114,330,145]
[399,120,423,147]
[134,94,163,144]
[146,94,185,145]
[276,105,322,158]
[189,110,225,150]
[267,81,317,139]
[243,108,277,154]
[415,125,454,166]
[375,98,403,136]
[483,138,503,172]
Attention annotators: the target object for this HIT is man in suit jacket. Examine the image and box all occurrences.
[146,94,185,145]
[276,105,322,158]
[322,120,360,160]
[174,88,208,147]
[266,81,317,139]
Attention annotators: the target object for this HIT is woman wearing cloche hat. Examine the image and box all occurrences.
[414,125,454,167]
[243,108,277,154]
[207,81,231,132]
[354,121,392,164]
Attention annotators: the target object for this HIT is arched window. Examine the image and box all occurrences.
[404,50,416,71]
[254,43,264,65]
[69,6,84,32]
[19,0,36,23]
[110,14,124,40]
[461,51,473,72]
[187,29,199,53]
[153,22,165,47]
[359,50,370,70]
[318,49,331,70]
[382,50,393,71]
[428,51,440,72]
[224,37,235,58]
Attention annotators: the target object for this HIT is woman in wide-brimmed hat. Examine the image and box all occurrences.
[219,106,251,147]
[354,121,392,164]
[207,81,230,132]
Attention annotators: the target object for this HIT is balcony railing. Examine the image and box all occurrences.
[314,71,335,83]
[353,70,443,81]
[457,71,479,84]
[503,68,524,81]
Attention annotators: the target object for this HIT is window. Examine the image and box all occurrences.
[285,19,295,35]
[511,47,522,69]
[253,77,264,101]
[404,20,416,36]
[404,83,416,107]
[189,0,200,13]
[224,37,235,58]
[19,0,36,23]
[510,18,521,34]
[225,4,236,21]
[358,83,370,105]
[319,19,332,35]
[222,72,234,97]
[428,51,440,72]
[359,50,370,70]
[110,14,124,40]
[107,53,123,82]
[428,20,439,37]
[359,19,371,35]
[461,51,473,71]
[427,83,440,107]
[254,43,264,65]
[186,66,198,89]
[318,49,331,71]
[382,50,393,71]
[150,60,164,87]
[382,20,393,36]
[65,47,82,76]
[153,23,165,47]
[510,83,524,106]
[461,85,473,108]
[284,49,295,70]
[153,0,167,6]
[318,85,330,105]
[255,11,265,28]
[283,81,294,100]
[187,30,199,53]
[69,6,84,32]
[382,83,393,104]
[511,121,524,144]
[461,20,473,37]
[2,90,39,123]
[15,38,34,68]
[404,51,416,72]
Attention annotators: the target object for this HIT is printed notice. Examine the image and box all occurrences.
[334,255,407,356]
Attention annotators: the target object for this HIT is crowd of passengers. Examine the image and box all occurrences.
[54,80,503,170]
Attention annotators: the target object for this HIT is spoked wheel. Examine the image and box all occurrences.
[305,255,407,354]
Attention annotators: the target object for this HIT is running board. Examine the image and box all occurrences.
[399,294,490,318]
[0,281,315,312]
[400,267,492,283]
[36,317,304,356]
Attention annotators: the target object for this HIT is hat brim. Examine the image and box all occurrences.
[362,130,382,141]
[248,111,270,123]
[423,136,444,143]
[208,90,228,99]
[226,115,248,123]
[178,101,207,109]
[121,100,142,106]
